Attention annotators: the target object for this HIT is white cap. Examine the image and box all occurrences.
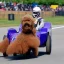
[33,6,41,12]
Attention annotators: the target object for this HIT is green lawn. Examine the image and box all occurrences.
[0,19,20,27]
[0,16,64,27]
[44,16,64,25]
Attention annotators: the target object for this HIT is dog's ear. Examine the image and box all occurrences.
[31,21,34,28]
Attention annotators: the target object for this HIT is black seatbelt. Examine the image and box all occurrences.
[34,18,42,27]
[38,18,42,25]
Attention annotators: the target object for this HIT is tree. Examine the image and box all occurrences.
[0,0,64,5]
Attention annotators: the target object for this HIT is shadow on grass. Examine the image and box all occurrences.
[4,51,47,60]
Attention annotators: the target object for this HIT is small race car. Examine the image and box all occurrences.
[3,22,52,56]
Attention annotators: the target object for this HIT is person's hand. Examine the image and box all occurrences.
[34,24,37,27]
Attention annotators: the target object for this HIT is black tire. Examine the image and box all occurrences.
[3,52,8,57]
[46,34,51,54]
[25,49,31,56]
[3,35,7,40]
[13,53,17,56]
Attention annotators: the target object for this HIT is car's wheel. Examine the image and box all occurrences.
[46,34,51,54]
[13,53,17,56]
[3,35,7,40]
[25,49,31,56]
[3,52,8,57]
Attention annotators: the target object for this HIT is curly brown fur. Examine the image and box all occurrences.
[6,14,40,56]
[0,37,9,53]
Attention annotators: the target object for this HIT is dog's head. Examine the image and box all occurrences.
[21,14,35,34]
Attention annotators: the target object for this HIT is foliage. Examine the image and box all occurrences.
[0,0,64,5]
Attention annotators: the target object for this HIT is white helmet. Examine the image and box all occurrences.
[32,6,41,18]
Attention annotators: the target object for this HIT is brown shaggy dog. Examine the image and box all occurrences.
[6,14,40,56]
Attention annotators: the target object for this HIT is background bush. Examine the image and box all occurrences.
[0,0,64,5]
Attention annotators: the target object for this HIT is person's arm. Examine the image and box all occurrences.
[39,19,44,29]
[36,19,44,30]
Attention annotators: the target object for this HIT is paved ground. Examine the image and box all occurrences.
[0,25,64,64]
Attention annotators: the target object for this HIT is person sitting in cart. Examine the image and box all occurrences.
[32,6,44,30]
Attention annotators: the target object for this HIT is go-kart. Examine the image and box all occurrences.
[3,22,52,56]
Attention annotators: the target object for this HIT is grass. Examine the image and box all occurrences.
[0,19,20,27]
[44,16,64,25]
[0,16,64,27]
